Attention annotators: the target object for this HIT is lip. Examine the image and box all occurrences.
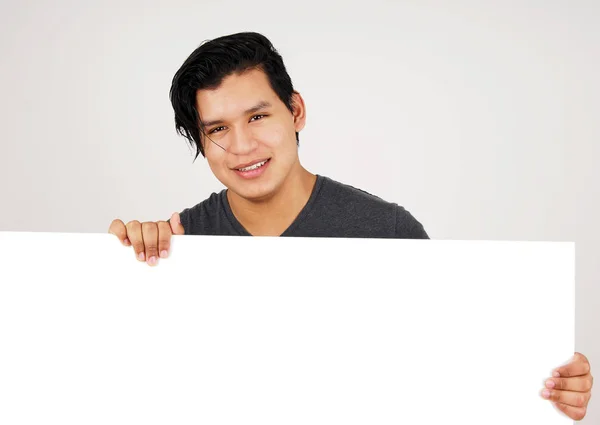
[231,158,271,170]
[233,158,271,179]
[231,158,271,171]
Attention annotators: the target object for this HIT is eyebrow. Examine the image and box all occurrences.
[201,101,272,128]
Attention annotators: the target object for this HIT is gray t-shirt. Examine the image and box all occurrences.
[179,175,429,239]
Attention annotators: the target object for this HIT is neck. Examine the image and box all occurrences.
[227,163,317,236]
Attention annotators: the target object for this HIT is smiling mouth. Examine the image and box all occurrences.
[235,159,270,172]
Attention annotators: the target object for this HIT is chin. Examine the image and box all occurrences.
[228,177,282,202]
[233,184,276,202]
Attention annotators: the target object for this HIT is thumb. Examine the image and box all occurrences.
[169,212,185,235]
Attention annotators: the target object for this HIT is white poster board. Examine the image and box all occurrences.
[0,232,574,424]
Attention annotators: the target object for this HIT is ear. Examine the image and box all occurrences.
[291,91,306,133]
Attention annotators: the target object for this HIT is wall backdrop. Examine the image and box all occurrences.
[1,0,598,422]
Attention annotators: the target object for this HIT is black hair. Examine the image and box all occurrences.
[169,31,299,159]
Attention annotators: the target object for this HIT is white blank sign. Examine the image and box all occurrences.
[0,232,574,424]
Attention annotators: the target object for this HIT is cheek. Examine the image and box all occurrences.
[254,123,293,149]
[205,151,227,175]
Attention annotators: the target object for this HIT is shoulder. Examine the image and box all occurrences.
[317,176,429,239]
[393,204,429,239]
[178,190,225,235]
[320,176,390,206]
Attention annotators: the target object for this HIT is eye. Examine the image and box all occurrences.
[209,126,226,134]
[250,114,266,122]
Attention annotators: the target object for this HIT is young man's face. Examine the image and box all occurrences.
[195,68,306,201]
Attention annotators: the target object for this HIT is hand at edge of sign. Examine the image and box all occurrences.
[542,352,593,421]
[108,212,185,266]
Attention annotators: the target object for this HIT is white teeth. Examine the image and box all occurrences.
[238,160,267,172]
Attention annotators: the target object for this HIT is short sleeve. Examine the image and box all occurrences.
[394,205,430,239]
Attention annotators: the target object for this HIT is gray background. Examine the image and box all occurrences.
[0,0,598,422]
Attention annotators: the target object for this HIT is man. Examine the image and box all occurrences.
[109,32,593,420]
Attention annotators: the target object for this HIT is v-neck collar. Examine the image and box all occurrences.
[220,174,325,236]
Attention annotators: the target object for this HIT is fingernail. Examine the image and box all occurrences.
[545,380,555,389]
[553,371,560,378]
[124,238,130,246]
[138,252,145,261]
[542,389,551,399]
[148,256,157,265]
[160,250,168,258]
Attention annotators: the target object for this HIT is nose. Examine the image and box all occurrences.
[227,125,258,155]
